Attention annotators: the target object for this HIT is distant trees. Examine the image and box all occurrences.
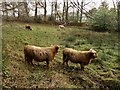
[48,0,61,21]
[2,2,13,18]
[70,0,93,23]
[1,2,30,19]
[0,0,119,32]
[40,0,47,21]
[88,1,117,32]
[1,0,93,23]
[11,2,16,17]
[62,0,71,22]
[18,2,30,18]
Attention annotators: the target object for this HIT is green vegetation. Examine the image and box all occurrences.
[88,3,117,32]
[2,22,120,88]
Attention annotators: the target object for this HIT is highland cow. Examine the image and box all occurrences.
[24,45,59,67]
[25,25,32,30]
[59,25,65,30]
[62,48,97,70]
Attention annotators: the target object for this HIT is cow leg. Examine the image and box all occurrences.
[25,54,28,64]
[62,54,65,65]
[27,57,33,65]
[80,63,85,71]
[66,59,69,66]
[63,54,68,65]
[25,55,31,64]
[30,59,33,65]
[46,59,49,68]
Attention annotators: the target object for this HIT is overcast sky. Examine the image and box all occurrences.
[90,0,118,8]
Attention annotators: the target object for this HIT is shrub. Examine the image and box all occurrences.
[34,16,42,23]
[88,7,117,32]
[65,36,76,42]
[48,16,55,21]
[65,43,74,48]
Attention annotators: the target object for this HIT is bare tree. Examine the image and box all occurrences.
[24,2,30,17]
[71,0,94,22]
[34,1,39,19]
[2,2,9,18]
[79,0,84,23]
[72,5,75,20]
[2,2,19,18]
[38,0,47,21]
[62,0,65,21]
[71,0,84,23]
[2,2,28,19]
[17,2,30,18]
[65,0,69,22]
[44,0,47,21]
[112,0,116,9]
[51,1,54,17]
[54,0,57,20]
[17,2,21,18]
[76,0,80,22]
[11,2,16,17]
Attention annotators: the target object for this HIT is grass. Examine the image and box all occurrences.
[2,21,120,88]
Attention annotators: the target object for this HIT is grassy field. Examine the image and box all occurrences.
[2,22,120,88]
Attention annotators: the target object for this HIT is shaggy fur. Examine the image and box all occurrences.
[25,25,32,30]
[62,48,97,70]
[24,45,59,67]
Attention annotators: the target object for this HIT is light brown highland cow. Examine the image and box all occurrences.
[62,48,97,70]
[59,25,65,30]
[24,45,59,67]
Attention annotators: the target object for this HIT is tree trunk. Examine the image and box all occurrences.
[44,0,47,21]
[4,2,8,19]
[79,0,83,23]
[11,2,16,17]
[34,2,38,19]
[18,2,21,18]
[65,0,68,22]
[24,2,29,17]
[62,0,65,21]
[55,0,57,20]
[51,2,54,17]
[76,0,79,22]
[77,9,79,22]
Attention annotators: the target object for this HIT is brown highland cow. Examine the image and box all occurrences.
[24,45,59,67]
[62,48,97,70]
[25,25,32,30]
